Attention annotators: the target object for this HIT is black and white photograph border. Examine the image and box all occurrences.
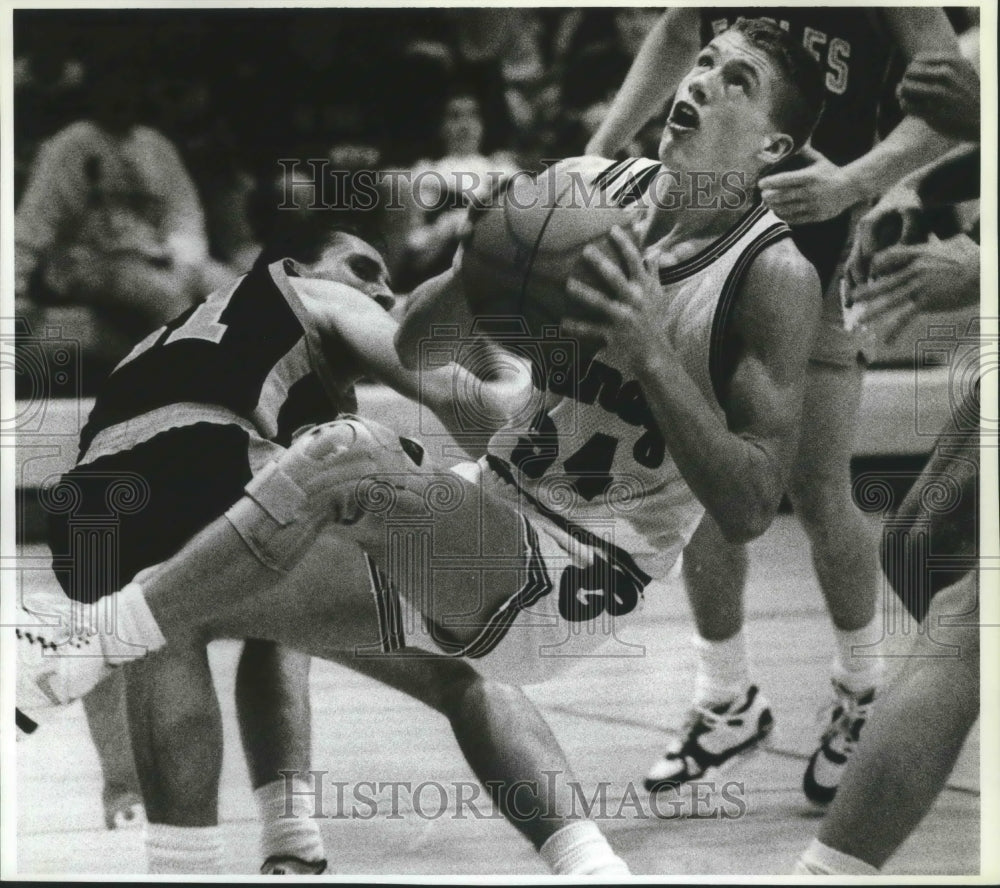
[1,0,998,881]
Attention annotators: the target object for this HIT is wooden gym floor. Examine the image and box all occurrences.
[14,513,982,878]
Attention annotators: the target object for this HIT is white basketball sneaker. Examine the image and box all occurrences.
[803,679,876,804]
[645,685,775,793]
[15,594,114,734]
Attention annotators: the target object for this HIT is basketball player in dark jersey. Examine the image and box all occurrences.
[28,219,631,876]
[585,6,961,804]
[41,224,397,874]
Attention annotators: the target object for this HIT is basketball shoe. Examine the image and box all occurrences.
[645,685,774,793]
[260,855,328,875]
[15,593,115,734]
[803,679,876,804]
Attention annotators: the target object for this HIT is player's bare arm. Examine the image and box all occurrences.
[585,7,701,158]
[759,8,962,224]
[290,274,528,448]
[565,227,820,542]
[395,267,475,370]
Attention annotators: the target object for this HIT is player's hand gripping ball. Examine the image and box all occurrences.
[459,158,644,341]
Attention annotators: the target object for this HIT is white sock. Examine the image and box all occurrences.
[96,583,167,665]
[832,618,885,693]
[255,778,325,865]
[539,820,629,876]
[794,838,880,875]
[692,631,750,706]
[146,823,226,874]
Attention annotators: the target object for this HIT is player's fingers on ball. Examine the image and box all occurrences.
[608,226,644,279]
[761,188,807,210]
[581,244,631,294]
[845,239,874,290]
[566,277,615,315]
[560,317,606,349]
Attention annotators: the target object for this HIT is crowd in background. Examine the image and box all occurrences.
[13,7,980,393]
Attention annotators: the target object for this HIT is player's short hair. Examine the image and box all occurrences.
[254,219,358,269]
[730,17,825,150]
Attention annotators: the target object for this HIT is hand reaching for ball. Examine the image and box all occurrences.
[563,225,669,375]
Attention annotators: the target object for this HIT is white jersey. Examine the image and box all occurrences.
[484,156,792,582]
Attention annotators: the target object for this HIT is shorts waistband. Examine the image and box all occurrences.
[78,403,260,466]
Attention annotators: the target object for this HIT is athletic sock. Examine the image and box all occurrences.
[96,583,167,665]
[145,823,226,874]
[692,631,750,706]
[538,820,630,876]
[793,838,880,875]
[255,778,325,866]
[832,617,885,693]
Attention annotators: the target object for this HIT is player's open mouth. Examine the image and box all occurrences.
[668,100,700,132]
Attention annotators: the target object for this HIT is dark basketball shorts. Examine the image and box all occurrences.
[47,422,282,604]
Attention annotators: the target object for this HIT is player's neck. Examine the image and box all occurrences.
[641,167,759,248]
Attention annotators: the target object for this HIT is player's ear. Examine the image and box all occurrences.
[758,132,795,167]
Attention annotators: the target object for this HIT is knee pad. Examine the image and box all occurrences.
[224,417,449,572]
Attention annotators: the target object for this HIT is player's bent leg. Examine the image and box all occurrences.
[791,360,884,805]
[82,672,144,829]
[234,641,327,875]
[646,513,773,795]
[15,417,519,722]
[205,539,628,875]
[802,572,979,873]
[124,639,227,874]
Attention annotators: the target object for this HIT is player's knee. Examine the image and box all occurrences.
[442,671,523,724]
[224,420,366,572]
[295,419,365,460]
[432,662,493,717]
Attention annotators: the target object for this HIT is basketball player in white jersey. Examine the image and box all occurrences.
[19,18,825,874]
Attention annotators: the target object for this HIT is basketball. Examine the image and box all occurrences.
[459,158,644,338]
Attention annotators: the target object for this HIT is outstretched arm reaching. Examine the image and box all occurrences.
[290,275,530,452]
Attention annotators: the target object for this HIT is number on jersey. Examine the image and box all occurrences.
[512,412,619,501]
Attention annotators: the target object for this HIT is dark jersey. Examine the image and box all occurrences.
[701,8,896,286]
[78,259,357,460]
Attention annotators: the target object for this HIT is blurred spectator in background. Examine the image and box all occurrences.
[148,59,259,274]
[399,91,518,289]
[15,39,232,382]
[558,8,661,157]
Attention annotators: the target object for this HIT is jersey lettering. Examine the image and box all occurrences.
[710,18,853,95]
[545,357,666,470]
[827,37,851,95]
[164,280,236,346]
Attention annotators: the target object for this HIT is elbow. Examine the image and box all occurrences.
[393,325,419,371]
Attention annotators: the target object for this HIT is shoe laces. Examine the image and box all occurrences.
[17,599,99,651]
[817,680,873,752]
[663,700,731,755]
